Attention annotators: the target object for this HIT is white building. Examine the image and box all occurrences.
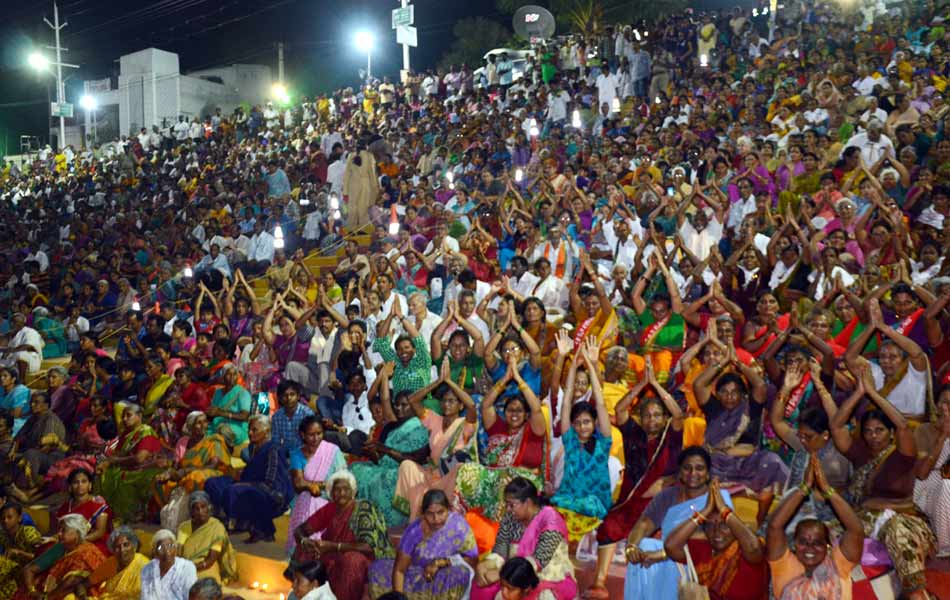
[69,48,272,146]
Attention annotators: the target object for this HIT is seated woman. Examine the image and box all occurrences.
[140,529,197,600]
[54,468,112,557]
[21,514,106,600]
[622,447,734,599]
[153,419,236,510]
[0,503,43,600]
[664,479,768,600]
[766,455,865,600]
[914,384,950,557]
[289,560,336,600]
[206,364,252,446]
[368,489,478,600]
[176,491,237,583]
[769,362,852,527]
[393,359,478,521]
[830,364,936,599]
[87,526,150,600]
[0,367,30,435]
[845,299,931,424]
[494,557,549,600]
[586,357,684,599]
[287,416,347,554]
[293,471,395,600]
[138,352,174,418]
[97,404,164,523]
[470,477,575,600]
[351,365,430,529]
[550,339,614,544]
[205,415,293,544]
[4,392,67,503]
[456,360,548,523]
[692,356,788,526]
[44,396,113,495]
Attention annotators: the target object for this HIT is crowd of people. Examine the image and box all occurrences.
[2,0,950,598]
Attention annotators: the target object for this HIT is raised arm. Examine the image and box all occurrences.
[582,337,613,438]
[511,358,546,437]
[770,364,806,450]
[830,376,865,455]
[858,364,915,457]
[812,454,864,564]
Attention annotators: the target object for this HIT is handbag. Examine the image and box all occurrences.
[677,545,711,600]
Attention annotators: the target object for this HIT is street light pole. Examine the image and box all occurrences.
[367,49,372,80]
[45,1,68,150]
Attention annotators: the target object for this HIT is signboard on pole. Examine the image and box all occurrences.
[392,5,414,28]
[396,25,418,47]
[84,78,111,94]
[51,102,74,118]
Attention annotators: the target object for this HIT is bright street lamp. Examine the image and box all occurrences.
[80,95,98,146]
[271,82,290,104]
[28,52,50,71]
[354,30,374,80]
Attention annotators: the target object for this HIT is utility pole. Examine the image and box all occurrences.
[44,1,69,150]
[401,0,411,74]
[277,42,285,83]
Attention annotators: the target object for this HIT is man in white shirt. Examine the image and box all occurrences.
[679,208,724,261]
[526,258,569,314]
[596,68,620,113]
[0,313,45,383]
[377,273,409,322]
[857,97,888,131]
[243,217,276,274]
[595,215,643,276]
[173,116,190,143]
[846,119,895,165]
[546,83,571,124]
[727,179,759,233]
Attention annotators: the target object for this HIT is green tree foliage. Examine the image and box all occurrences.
[439,17,515,70]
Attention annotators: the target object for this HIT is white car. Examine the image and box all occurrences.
[473,48,533,88]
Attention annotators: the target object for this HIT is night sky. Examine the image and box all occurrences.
[0,0,503,152]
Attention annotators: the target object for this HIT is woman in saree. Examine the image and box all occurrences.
[631,255,690,383]
[766,455,865,600]
[622,447,734,600]
[53,469,112,557]
[204,415,293,544]
[430,311,486,398]
[830,362,935,599]
[287,416,347,554]
[693,357,789,526]
[0,503,43,600]
[153,419,236,508]
[97,404,163,523]
[33,308,67,360]
[4,393,67,503]
[394,358,477,521]
[914,384,950,557]
[456,357,548,524]
[550,339,613,544]
[368,489,478,600]
[352,363,430,528]
[206,364,252,446]
[87,527,149,600]
[470,477,575,600]
[741,291,790,359]
[585,359,684,599]
[293,470,395,600]
[45,395,111,495]
[844,298,931,423]
[175,491,237,583]
[138,352,174,418]
[664,478,768,600]
[19,514,106,600]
